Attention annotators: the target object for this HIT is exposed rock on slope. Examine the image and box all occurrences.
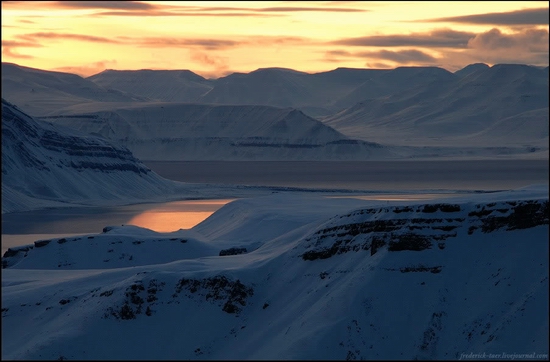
[1,99,176,213]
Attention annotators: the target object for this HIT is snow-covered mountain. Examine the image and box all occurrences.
[2,186,548,360]
[1,99,179,213]
[3,62,548,160]
[88,69,213,103]
[1,63,147,117]
[322,64,549,150]
[86,66,388,118]
[38,103,393,161]
[329,66,456,111]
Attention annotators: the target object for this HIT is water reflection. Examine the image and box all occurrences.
[127,199,234,232]
[1,199,235,255]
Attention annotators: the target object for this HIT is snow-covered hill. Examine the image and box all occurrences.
[38,103,393,161]
[3,62,548,160]
[87,67,388,118]
[88,69,213,103]
[0,63,148,117]
[1,99,179,213]
[323,64,549,151]
[2,186,548,360]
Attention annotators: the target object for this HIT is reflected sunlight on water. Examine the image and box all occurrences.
[126,199,234,232]
[128,211,215,231]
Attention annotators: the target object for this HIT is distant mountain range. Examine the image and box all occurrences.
[323,63,549,148]
[1,62,548,160]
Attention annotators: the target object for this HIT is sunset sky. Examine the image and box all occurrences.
[1,1,548,78]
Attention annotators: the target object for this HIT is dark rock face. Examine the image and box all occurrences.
[100,275,254,321]
[1,98,150,175]
[301,200,548,261]
[219,247,248,256]
[174,275,254,315]
[469,200,549,233]
[104,279,166,320]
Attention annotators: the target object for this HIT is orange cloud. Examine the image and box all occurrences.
[2,47,34,59]
[50,60,118,77]
[189,50,229,77]
[18,32,121,43]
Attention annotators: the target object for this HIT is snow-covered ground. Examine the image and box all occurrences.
[2,185,548,360]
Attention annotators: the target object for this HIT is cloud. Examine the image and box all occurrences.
[2,1,366,17]
[254,6,367,12]
[2,38,42,60]
[332,29,475,48]
[2,47,34,59]
[325,50,354,57]
[424,27,549,70]
[91,10,279,17]
[134,38,240,50]
[364,61,394,69]
[1,1,157,10]
[324,26,548,70]
[7,31,310,53]
[189,50,229,78]
[467,27,548,52]
[2,40,42,47]
[18,32,121,43]
[52,1,155,10]
[323,48,437,65]
[17,19,35,24]
[50,59,118,77]
[248,36,311,46]
[357,49,438,63]
[425,7,549,25]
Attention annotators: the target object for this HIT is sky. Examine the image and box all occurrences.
[1,1,549,78]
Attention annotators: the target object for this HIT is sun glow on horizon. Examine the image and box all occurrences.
[1,1,548,78]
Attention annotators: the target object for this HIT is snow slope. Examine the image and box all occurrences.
[38,103,393,161]
[87,67,388,118]
[2,185,548,360]
[1,63,147,117]
[1,99,179,213]
[323,64,549,151]
[88,69,213,103]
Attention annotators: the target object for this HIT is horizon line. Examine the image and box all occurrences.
[2,61,548,80]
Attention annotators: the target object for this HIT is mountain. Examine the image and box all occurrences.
[2,186,548,359]
[1,63,147,117]
[323,64,549,150]
[197,67,393,117]
[454,63,490,78]
[4,62,548,160]
[38,103,394,161]
[86,67,387,118]
[197,68,317,108]
[1,99,178,213]
[329,66,457,110]
[88,69,213,103]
